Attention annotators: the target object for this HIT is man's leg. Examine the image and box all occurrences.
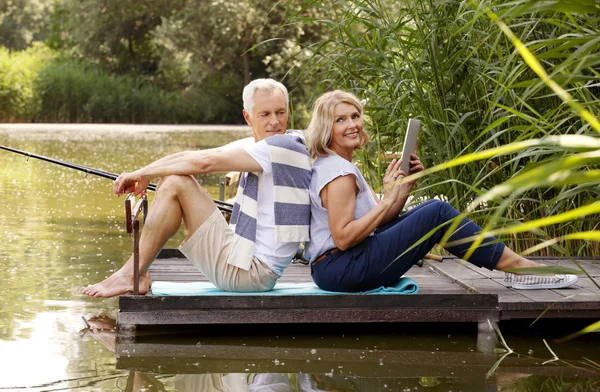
[82,175,216,298]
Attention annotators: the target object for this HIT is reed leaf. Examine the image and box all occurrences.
[556,320,600,343]
[480,3,600,133]
[504,266,583,275]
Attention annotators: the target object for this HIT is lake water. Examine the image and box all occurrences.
[0,126,598,391]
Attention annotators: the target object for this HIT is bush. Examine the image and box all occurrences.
[0,43,56,122]
[34,58,206,123]
[0,44,247,124]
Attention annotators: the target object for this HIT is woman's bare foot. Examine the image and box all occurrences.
[494,247,545,271]
[81,269,150,298]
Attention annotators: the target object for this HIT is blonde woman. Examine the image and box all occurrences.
[304,90,578,292]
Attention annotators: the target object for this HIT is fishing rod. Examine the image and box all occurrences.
[0,144,234,213]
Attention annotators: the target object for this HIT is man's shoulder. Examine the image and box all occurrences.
[264,130,308,154]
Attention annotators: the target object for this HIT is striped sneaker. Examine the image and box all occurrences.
[503,272,513,287]
[507,273,578,290]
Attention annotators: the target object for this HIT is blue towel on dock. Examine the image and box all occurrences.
[151,278,418,296]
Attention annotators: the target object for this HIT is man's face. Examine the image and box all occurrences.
[243,88,288,141]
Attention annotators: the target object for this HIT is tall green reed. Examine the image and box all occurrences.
[291,0,600,257]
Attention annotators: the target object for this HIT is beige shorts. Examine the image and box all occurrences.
[179,208,278,292]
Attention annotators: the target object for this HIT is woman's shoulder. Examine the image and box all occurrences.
[313,154,357,173]
[311,154,360,190]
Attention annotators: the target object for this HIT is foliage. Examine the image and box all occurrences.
[0,0,54,50]
[0,43,242,123]
[151,0,330,126]
[33,56,219,123]
[0,0,329,124]
[0,42,55,121]
[46,0,181,75]
[292,0,600,256]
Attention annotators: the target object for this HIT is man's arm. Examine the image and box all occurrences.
[140,136,254,172]
[113,148,261,196]
[140,146,222,172]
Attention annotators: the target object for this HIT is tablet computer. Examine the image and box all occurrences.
[400,119,420,174]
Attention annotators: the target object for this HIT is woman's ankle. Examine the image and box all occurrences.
[495,248,542,271]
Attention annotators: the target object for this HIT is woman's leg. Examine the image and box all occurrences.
[313,199,577,292]
[358,200,505,289]
[312,200,493,291]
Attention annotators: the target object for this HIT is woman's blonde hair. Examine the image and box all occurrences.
[306,90,369,159]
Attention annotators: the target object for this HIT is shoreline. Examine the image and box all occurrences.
[0,123,251,133]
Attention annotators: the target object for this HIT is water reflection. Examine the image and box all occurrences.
[81,315,600,392]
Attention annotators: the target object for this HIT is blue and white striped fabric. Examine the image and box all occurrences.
[227,131,311,270]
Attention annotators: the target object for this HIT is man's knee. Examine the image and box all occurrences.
[156,174,200,194]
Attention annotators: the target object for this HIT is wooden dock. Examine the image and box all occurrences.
[116,251,600,340]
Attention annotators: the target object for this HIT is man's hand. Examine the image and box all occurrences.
[113,171,150,197]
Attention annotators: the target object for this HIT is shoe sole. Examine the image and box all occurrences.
[512,276,578,290]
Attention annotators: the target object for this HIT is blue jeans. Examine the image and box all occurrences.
[311,199,505,292]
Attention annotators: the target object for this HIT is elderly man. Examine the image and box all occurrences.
[82,79,311,298]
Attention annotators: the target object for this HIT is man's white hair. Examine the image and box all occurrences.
[242,78,289,118]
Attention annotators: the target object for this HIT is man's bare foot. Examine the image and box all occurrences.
[81,269,150,298]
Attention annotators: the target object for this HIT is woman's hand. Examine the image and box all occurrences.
[382,158,407,203]
[405,153,424,186]
[113,170,150,197]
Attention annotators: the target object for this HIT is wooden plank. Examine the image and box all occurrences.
[425,260,490,281]
[507,286,576,303]
[575,278,600,290]
[464,279,533,303]
[117,307,499,325]
[428,257,600,304]
[120,293,498,312]
[500,300,600,320]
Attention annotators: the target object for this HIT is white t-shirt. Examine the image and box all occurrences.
[240,139,300,276]
[221,136,255,151]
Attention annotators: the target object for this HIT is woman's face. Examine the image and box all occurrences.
[329,102,363,154]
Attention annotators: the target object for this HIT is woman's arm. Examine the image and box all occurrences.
[322,174,398,251]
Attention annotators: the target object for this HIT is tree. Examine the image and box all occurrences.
[47,0,183,75]
[0,0,53,50]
